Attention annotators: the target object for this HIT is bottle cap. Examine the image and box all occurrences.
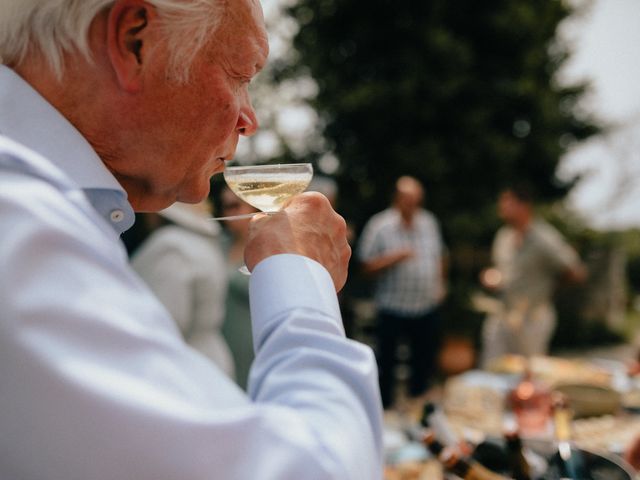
[420,402,436,426]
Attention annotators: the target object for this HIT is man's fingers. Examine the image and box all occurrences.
[243,190,350,291]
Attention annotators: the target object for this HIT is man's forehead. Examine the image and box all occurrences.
[226,0,267,32]
[218,0,269,61]
[396,178,423,196]
[223,33,268,74]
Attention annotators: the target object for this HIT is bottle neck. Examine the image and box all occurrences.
[554,408,572,442]
[552,394,573,443]
[505,430,531,480]
[447,456,472,478]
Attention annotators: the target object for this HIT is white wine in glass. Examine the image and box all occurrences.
[220,163,314,274]
[223,163,313,213]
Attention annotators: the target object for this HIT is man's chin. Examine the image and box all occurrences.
[176,182,212,206]
[211,160,227,177]
[132,174,215,212]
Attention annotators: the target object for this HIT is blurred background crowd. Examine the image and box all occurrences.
[123,0,640,393]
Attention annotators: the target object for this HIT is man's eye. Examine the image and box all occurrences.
[235,75,252,84]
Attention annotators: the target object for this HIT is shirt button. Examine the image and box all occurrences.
[110,209,125,223]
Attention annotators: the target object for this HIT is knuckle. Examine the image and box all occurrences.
[334,214,347,235]
[343,245,352,262]
[302,191,328,209]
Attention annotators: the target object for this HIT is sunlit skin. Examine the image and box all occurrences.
[393,176,424,226]
[15,0,269,212]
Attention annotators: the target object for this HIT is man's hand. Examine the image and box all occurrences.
[388,248,415,264]
[479,267,502,291]
[244,192,351,291]
[361,248,414,277]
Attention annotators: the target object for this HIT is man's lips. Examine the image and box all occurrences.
[211,155,231,174]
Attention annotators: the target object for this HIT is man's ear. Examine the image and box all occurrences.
[106,1,158,92]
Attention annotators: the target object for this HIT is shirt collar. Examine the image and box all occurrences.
[0,66,134,234]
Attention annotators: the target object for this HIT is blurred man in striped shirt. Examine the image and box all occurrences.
[358,176,448,409]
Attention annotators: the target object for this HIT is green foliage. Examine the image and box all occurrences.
[288,0,599,231]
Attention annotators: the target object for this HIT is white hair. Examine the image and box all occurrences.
[0,0,225,83]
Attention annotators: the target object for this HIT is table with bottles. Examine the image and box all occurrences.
[383,355,640,479]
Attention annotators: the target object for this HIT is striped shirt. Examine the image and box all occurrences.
[357,208,445,315]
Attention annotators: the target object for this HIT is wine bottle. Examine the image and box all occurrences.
[439,447,511,480]
[546,392,593,480]
[421,402,460,447]
[421,402,472,455]
[503,426,531,480]
[508,362,552,436]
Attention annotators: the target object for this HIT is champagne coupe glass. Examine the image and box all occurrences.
[213,162,314,273]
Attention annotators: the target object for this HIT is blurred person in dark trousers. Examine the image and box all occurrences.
[357,176,448,409]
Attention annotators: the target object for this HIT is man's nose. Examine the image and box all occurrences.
[237,109,258,136]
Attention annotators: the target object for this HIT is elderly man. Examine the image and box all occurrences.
[0,1,382,478]
[357,176,448,409]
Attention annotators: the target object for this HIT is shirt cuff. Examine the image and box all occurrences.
[249,254,341,327]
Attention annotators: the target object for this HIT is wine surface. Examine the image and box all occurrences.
[226,177,311,212]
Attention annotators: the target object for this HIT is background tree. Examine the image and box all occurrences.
[282,0,601,336]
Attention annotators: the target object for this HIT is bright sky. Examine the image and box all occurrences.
[557,0,640,230]
[560,0,640,122]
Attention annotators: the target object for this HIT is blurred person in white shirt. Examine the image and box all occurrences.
[131,200,235,378]
[480,185,587,367]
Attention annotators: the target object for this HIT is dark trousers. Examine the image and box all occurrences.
[376,308,442,409]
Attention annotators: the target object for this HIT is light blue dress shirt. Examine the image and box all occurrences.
[0,66,383,479]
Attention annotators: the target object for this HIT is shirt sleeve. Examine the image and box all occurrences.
[249,255,383,478]
[540,224,582,274]
[0,169,383,479]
